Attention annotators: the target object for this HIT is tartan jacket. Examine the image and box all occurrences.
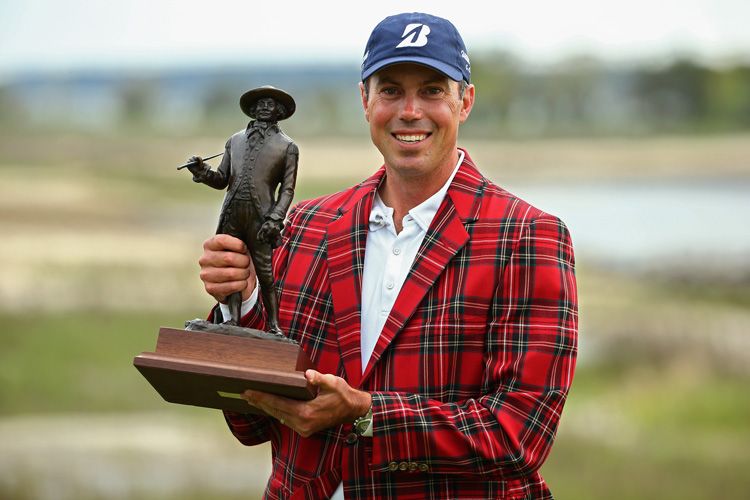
[223,150,578,499]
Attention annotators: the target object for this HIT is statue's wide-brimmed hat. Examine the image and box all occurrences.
[239,85,296,120]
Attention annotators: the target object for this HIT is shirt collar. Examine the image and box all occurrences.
[246,120,277,134]
[369,150,464,233]
[368,194,395,233]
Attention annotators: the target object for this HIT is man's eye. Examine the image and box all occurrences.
[424,87,443,96]
[380,87,399,95]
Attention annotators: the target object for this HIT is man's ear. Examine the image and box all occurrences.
[459,83,475,124]
[359,81,370,123]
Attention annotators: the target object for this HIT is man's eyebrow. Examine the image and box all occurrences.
[423,77,450,86]
[374,76,400,86]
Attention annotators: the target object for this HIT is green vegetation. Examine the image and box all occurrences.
[2,307,748,499]
[0,311,192,415]
[544,433,750,500]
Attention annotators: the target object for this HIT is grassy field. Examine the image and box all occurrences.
[1,131,749,498]
[1,303,748,498]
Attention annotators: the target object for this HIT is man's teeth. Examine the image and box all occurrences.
[395,134,427,143]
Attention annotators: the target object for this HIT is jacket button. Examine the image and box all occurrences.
[388,462,398,471]
[408,462,418,472]
[398,462,408,471]
[344,432,358,444]
[419,463,429,472]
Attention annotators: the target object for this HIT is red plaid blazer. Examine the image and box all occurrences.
[223,150,578,499]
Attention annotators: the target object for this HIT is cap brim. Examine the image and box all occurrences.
[362,56,464,82]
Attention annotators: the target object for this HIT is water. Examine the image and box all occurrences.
[501,177,750,265]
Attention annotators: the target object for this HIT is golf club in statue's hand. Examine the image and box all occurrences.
[183,155,211,181]
[176,152,224,171]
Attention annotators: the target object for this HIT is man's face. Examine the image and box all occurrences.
[254,97,279,122]
[360,63,474,182]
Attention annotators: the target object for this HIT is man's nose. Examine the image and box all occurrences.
[398,94,422,121]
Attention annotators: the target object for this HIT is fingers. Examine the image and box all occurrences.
[199,265,250,283]
[199,235,255,302]
[304,370,371,422]
[243,378,369,438]
[198,252,252,274]
[243,390,318,437]
[202,278,250,303]
[242,390,300,422]
[200,238,251,269]
[203,234,248,254]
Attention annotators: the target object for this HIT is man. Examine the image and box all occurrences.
[199,12,577,499]
[188,86,298,333]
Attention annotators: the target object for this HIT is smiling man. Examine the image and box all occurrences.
[198,12,578,499]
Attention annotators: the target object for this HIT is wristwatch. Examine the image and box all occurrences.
[352,404,373,436]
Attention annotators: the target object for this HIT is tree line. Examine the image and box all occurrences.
[1,52,749,138]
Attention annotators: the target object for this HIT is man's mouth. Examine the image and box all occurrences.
[393,133,429,144]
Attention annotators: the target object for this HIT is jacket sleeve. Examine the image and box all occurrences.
[221,205,299,446]
[369,215,578,478]
[195,138,231,189]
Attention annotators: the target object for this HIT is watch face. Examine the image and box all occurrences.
[354,412,372,435]
[356,419,369,433]
[353,406,373,435]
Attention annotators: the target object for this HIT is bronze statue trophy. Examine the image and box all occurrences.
[133,87,316,414]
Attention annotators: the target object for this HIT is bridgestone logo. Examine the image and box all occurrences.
[396,23,430,48]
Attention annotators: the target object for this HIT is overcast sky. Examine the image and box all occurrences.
[1,0,749,76]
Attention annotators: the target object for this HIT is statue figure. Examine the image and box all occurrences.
[184,86,298,335]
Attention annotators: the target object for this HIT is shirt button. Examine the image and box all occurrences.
[388,462,399,471]
[419,463,429,472]
[399,462,408,471]
[385,281,394,290]
[408,462,418,472]
[393,247,401,255]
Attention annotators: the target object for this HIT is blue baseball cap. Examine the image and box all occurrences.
[361,12,471,83]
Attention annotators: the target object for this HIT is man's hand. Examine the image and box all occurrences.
[257,219,283,247]
[242,369,372,438]
[198,234,256,303]
[186,155,209,179]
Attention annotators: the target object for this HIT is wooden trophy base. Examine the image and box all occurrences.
[133,325,316,414]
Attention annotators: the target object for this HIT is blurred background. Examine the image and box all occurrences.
[1,1,749,498]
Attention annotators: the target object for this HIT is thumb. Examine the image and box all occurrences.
[305,369,322,385]
[305,369,338,389]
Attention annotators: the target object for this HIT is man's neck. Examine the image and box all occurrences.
[378,150,460,233]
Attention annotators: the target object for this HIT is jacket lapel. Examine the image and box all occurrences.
[326,169,383,388]
[360,154,484,385]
